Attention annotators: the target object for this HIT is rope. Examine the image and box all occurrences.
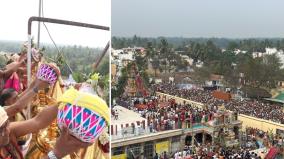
[41,0,73,74]
[40,0,109,75]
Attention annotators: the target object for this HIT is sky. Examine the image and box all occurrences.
[112,0,284,38]
[0,0,110,48]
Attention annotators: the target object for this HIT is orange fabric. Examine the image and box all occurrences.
[212,91,231,101]
[135,104,148,109]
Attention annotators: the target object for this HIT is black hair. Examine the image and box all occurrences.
[6,59,14,65]
[0,88,16,106]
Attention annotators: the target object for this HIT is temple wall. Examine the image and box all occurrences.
[238,114,284,133]
[156,92,284,134]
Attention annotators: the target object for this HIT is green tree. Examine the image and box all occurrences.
[146,42,154,59]
[72,71,86,83]
[261,54,282,88]
[97,56,110,75]
[227,41,239,51]
[111,65,128,99]
[187,42,201,64]
[152,57,160,77]
[159,38,170,72]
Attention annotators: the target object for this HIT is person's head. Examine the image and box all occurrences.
[0,89,18,106]
[0,106,10,146]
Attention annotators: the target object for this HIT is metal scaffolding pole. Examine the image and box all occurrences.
[27,16,110,118]
[37,0,42,48]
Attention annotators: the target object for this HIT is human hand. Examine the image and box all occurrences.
[34,78,50,90]
[18,53,27,66]
[98,140,110,153]
[74,83,82,90]
[53,126,92,158]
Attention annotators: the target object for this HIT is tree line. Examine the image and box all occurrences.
[113,36,284,90]
[112,35,284,51]
[0,41,108,76]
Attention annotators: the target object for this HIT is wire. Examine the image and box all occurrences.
[40,0,108,77]
[41,0,73,74]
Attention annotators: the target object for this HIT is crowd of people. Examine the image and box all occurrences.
[0,46,95,159]
[113,83,284,158]
[245,127,283,149]
[156,84,284,124]
[172,145,265,159]
[115,96,218,133]
[169,126,284,159]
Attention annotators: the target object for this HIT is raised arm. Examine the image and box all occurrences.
[10,104,92,159]
[4,87,36,117]
[4,79,49,117]
[42,126,92,159]
[9,104,58,137]
[3,60,25,79]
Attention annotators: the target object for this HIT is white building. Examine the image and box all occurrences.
[195,61,204,68]
[252,52,263,58]
[111,49,123,58]
[252,48,284,68]
[205,74,224,87]
[180,55,194,66]
[265,48,278,55]
[233,49,247,55]
[111,48,136,83]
